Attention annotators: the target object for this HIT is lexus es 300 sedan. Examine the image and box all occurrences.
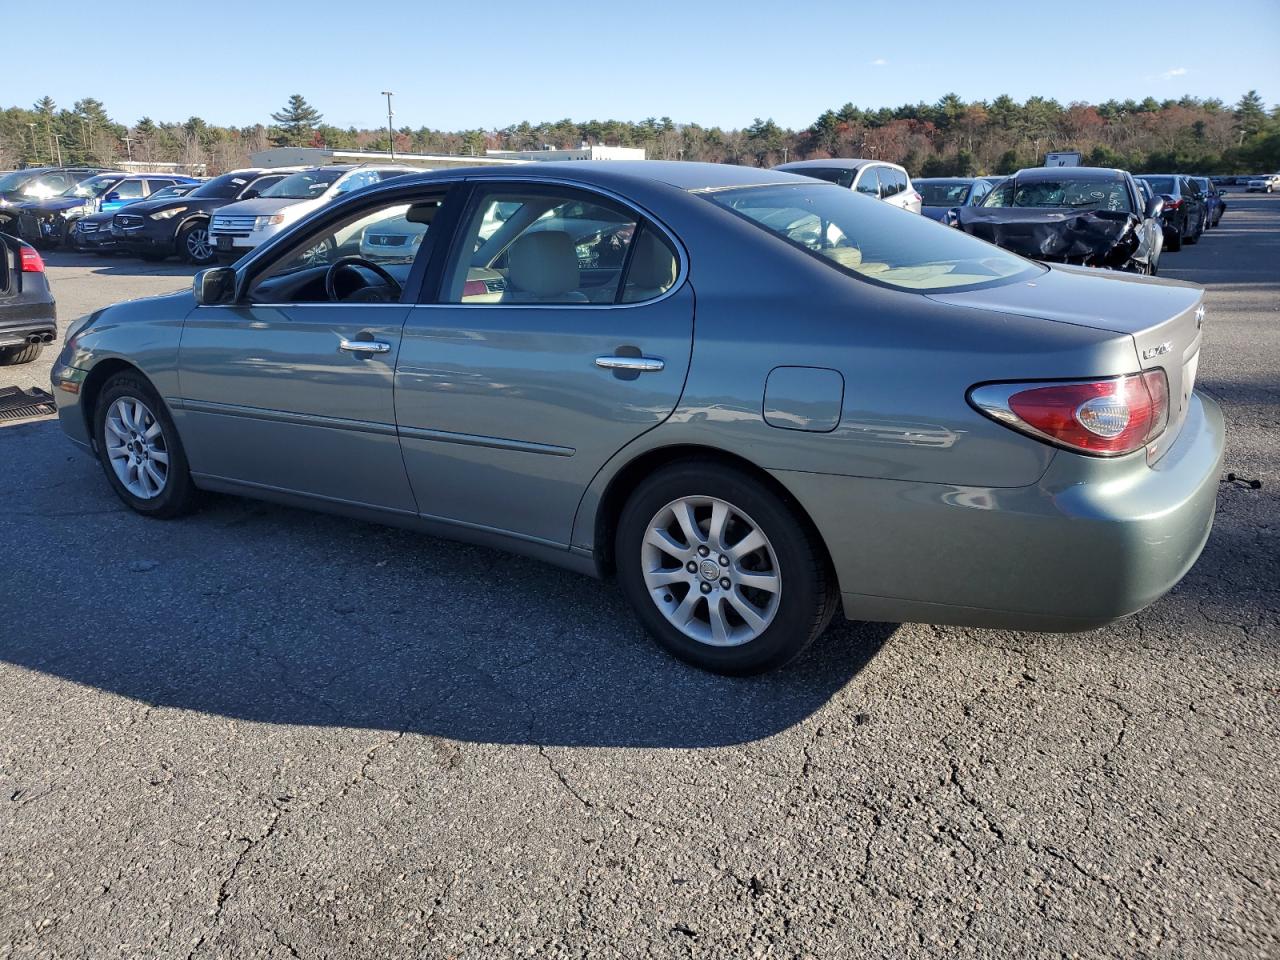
[51,162,1224,675]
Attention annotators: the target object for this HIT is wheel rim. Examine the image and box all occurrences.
[104,397,170,500]
[302,239,331,265]
[640,495,782,647]
[186,227,212,261]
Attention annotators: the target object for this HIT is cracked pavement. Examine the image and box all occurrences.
[2,195,1278,958]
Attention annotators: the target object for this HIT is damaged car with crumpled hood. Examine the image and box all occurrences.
[955,166,1165,275]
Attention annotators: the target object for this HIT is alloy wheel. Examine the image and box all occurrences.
[640,495,782,647]
[104,396,170,499]
[186,226,212,262]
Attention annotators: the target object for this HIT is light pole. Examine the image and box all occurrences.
[381,91,395,161]
[120,136,136,162]
[52,134,63,166]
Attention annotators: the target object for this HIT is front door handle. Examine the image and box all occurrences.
[339,338,391,355]
[594,355,665,373]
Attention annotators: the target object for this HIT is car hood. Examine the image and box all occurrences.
[926,262,1200,335]
[125,195,221,216]
[955,206,1145,267]
[20,197,94,213]
[215,196,310,216]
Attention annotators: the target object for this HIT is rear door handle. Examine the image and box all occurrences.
[340,338,391,355]
[594,355,664,373]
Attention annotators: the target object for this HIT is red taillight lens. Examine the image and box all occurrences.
[461,279,487,299]
[972,371,1169,456]
[1165,197,1182,209]
[20,246,44,272]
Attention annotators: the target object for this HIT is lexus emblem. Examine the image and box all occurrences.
[1142,342,1172,360]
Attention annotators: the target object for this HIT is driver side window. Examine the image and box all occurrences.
[246,193,446,305]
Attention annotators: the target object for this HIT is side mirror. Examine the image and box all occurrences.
[193,267,236,306]
[104,191,120,203]
[1144,196,1165,219]
[241,189,260,200]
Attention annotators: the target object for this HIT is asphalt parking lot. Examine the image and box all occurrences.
[2,195,1277,959]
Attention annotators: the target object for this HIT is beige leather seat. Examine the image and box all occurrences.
[503,231,588,303]
[623,230,678,302]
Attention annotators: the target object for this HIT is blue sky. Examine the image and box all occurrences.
[10,0,1279,130]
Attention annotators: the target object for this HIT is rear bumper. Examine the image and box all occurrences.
[775,391,1225,632]
[0,308,57,348]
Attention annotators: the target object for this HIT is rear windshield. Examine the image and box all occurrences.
[791,167,856,189]
[703,183,1039,292]
[983,177,1133,212]
[916,181,973,206]
[1137,176,1175,194]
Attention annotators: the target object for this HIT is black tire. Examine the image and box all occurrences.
[177,220,215,265]
[0,341,43,365]
[93,372,199,519]
[1166,227,1182,253]
[615,460,838,675]
[1186,214,1202,245]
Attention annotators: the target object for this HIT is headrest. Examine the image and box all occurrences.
[508,231,578,296]
[628,231,677,290]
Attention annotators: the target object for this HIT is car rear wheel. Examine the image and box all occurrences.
[94,372,198,519]
[1166,226,1182,253]
[178,221,214,265]
[0,342,43,365]
[615,461,837,675]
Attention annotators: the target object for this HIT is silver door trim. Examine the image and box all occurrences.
[397,424,575,457]
[182,398,398,436]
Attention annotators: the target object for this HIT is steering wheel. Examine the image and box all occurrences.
[324,256,403,302]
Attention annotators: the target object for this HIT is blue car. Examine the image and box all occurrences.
[17,173,199,248]
[913,177,994,222]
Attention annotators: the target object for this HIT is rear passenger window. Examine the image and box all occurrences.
[856,169,881,197]
[445,188,641,305]
[881,168,907,197]
[620,227,679,303]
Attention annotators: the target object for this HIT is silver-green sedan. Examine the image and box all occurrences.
[51,162,1224,674]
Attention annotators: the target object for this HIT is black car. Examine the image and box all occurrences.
[113,168,291,264]
[16,172,199,249]
[0,233,56,366]
[956,166,1165,274]
[913,177,993,222]
[67,182,201,253]
[0,166,111,233]
[1135,175,1206,251]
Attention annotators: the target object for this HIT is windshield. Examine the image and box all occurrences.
[63,175,118,199]
[261,170,342,200]
[983,177,1133,212]
[190,173,254,199]
[1140,176,1176,194]
[704,183,1039,292]
[917,181,973,206]
[0,170,35,191]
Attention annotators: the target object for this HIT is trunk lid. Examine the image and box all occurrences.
[929,264,1204,458]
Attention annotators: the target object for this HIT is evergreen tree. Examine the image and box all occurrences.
[1234,90,1267,145]
[270,94,323,146]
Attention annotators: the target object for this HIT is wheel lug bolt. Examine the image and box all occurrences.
[698,546,710,557]
[699,582,711,594]
[686,561,698,573]
[718,555,729,566]
[720,577,731,590]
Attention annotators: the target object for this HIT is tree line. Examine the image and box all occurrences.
[2,91,1277,177]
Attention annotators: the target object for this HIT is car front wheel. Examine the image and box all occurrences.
[615,461,837,675]
[94,372,198,519]
[178,221,215,265]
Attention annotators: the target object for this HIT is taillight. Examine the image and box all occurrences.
[970,371,1169,457]
[461,279,487,299]
[20,246,44,272]
[1165,197,1183,210]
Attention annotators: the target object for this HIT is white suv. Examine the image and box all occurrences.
[774,159,923,214]
[208,165,417,259]
[1246,173,1279,193]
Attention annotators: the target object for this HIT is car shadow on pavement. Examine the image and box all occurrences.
[1,419,895,749]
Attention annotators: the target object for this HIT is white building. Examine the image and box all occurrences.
[248,147,523,170]
[486,145,645,162]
